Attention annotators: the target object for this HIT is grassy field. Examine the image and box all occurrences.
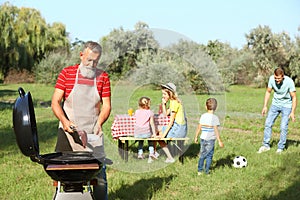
[0,83,299,200]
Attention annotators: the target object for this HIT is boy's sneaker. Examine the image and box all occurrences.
[257,146,270,153]
[276,149,283,154]
[148,157,154,163]
[165,158,175,163]
[137,154,144,159]
[154,152,160,158]
[197,172,203,176]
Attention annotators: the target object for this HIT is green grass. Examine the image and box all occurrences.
[0,84,299,199]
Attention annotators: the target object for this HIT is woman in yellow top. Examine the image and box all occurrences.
[159,83,187,138]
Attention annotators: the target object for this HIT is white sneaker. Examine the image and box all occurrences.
[154,152,160,158]
[257,146,270,153]
[149,153,158,160]
[165,158,175,163]
[276,149,283,154]
[137,154,144,159]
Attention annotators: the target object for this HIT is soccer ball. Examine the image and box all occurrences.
[233,156,247,168]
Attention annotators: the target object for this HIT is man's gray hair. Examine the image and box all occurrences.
[84,41,102,54]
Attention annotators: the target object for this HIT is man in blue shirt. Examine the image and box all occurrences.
[258,67,297,154]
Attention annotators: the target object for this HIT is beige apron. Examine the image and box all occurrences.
[59,66,104,155]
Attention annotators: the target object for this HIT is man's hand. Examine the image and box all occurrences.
[93,122,103,135]
[289,112,296,122]
[261,106,268,116]
[63,121,76,133]
[219,141,224,148]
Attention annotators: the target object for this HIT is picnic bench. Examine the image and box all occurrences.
[117,137,190,163]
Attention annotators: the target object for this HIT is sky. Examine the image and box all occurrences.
[4,0,300,49]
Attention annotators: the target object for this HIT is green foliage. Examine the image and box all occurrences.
[288,33,300,85]
[169,40,225,93]
[101,21,159,78]
[0,2,70,78]
[205,39,224,62]
[126,42,225,94]
[230,50,257,86]
[2,2,300,90]
[0,84,299,199]
[34,51,69,85]
[34,45,82,84]
[245,25,300,86]
[128,49,189,93]
[205,40,241,87]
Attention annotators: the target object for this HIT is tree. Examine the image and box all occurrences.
[100,21,159,79]
[205,40,240,87]
[0,2,70,81]
[246,25,300,86]
[135,39,225,94]
[288,26,300,85]
[246,26,290,84]
[0,2,18,78]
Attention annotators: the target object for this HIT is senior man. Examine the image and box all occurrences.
[51,41,111,200]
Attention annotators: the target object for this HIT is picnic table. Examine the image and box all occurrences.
[111,114,169,139]
[111,114,189,163]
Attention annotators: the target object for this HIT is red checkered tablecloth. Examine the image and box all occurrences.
[111,114,170,139]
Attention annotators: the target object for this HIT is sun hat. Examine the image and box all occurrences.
[161,83,176,94]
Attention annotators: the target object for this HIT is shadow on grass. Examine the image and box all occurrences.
[265,151,300,200]
[0,101,15,110]
[181,143,235,169]
[268,180,300,200]
[286,139,300,149]
[213,154,236,169]
[0,99,52,110]
[0,119,58,154]
[183,143,199,158]
[0,89,16,96]
[0,89,18,110]
[109,175,175,200]
[270,139,300,150]
[1,88,58,153]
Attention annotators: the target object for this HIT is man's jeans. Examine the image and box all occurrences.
[93,165,108,200]
[263,105,291,150]
[198,139,215,174]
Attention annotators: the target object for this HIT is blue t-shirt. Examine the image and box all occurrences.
[268,75,296,108]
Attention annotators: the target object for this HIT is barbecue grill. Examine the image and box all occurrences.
[12,87,102,199]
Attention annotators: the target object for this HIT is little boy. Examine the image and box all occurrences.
[194,98,224,175]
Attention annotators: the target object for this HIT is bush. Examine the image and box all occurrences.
[34,46,81,85]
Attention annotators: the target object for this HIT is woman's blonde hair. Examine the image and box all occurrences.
[163,88,181,103]
[138,97,151,109]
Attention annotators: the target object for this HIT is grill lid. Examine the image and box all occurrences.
[13,87,39,158]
